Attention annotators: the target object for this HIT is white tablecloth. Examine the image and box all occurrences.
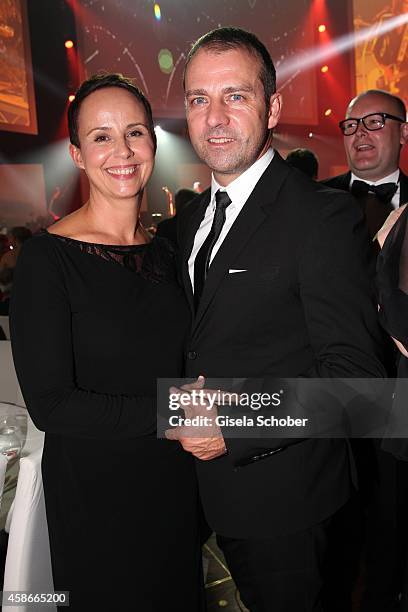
[0,403,44,530]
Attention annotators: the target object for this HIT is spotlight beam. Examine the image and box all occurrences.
[279,69,301,93]
[84,50,99,64]
[278,13,408,81]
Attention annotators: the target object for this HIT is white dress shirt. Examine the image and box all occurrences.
[350,169,400,209]
[188,148,275,291]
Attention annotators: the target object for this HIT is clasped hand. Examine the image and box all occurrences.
[165,376,227,460]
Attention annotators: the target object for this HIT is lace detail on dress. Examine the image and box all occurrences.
[50,234,177,284]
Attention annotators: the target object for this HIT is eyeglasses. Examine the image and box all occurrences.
[339,112,405,136]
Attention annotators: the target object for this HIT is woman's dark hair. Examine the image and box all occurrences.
[183,27,276,108]
[68,73,157,152]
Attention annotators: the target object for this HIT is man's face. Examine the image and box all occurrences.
[343,93,407,181]
[184,47,281,186]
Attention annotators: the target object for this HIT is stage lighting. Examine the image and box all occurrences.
[324,108,332,116]
[320,65,329,73]
[280,13,408,83]
[68,94,75,102]
[318,25,326,33]
[155,125,162,134]
[65,40,74,49]
[308,132,313,138]
[158,49,174,74]
[154,4,161,20]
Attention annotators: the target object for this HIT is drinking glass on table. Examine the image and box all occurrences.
[0,426,21,462]
[0,409,27,450]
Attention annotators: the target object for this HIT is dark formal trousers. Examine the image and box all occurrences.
[360,441,408,612]
[323,440,408,612]
[217,518,331,612]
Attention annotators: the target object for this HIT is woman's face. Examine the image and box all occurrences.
[70,87,155,202]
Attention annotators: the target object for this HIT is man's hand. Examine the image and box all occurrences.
[165,376,227,460]
[165,428,226,460]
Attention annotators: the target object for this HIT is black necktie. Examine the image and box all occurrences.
[194,190,231,310]
[351,180,398,204]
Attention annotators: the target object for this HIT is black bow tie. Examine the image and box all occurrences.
[351,180,398,203]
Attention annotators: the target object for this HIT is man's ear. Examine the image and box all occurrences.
[69,143,84,170]
[267,93,282,130]
[400,122,408,147]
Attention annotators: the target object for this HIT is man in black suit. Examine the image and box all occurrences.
[324,91,408,612]
[168,28,385,611]
[324,90,408,239]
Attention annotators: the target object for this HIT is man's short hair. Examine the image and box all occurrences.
[348,89,406,121]
[183,27,276,107]
[67,72,157,152]
[286,148,319,180]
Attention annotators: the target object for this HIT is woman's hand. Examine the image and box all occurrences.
[376,203,407,248]
[392,336,408,358]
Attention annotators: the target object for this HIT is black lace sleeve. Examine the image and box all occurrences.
[376,206,408,351]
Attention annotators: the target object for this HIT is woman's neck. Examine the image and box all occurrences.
[82,192,145,245]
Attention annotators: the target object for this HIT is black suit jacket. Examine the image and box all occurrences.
[323,169,408,206]
[178,153,385,538]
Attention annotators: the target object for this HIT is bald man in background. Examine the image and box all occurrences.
[325,90,407,239]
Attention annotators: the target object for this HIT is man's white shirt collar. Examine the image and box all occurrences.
[350,169,400,187]
[188,148,275,290]
[210,148,275,213]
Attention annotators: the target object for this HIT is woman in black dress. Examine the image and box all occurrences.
[377,202,408,446]
[10,74,204,611]
[376,202,408,610]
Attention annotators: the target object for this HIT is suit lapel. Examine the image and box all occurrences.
[180,190,210,313]
[322,172,351,192]
[192,152,291,335]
